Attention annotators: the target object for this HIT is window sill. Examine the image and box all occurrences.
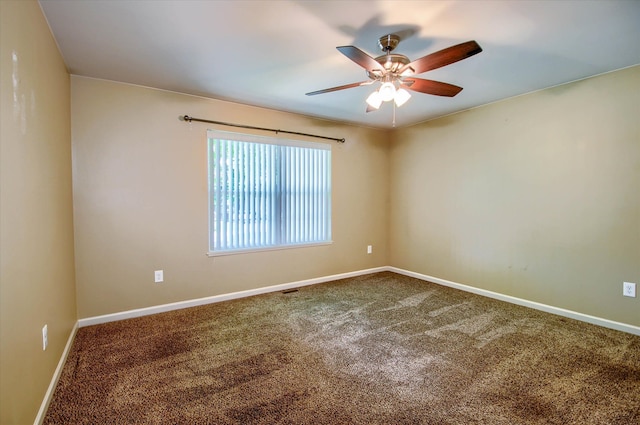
[207,241,333,257]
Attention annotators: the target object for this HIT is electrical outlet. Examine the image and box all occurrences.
[367,245,372,254]
[154,270,164,283]
[42,325,48,351]
[623,282,636,298]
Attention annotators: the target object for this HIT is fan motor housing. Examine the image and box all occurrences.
[367,54,411,79]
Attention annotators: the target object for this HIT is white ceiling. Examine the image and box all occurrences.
[39,0,640,129]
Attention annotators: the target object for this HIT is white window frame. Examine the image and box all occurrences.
[207,129,332,256]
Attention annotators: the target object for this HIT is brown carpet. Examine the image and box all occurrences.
[45,272,640,424]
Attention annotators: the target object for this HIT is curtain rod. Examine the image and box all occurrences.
[181,115,345,143]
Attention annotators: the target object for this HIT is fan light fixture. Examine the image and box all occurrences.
[394,88,411,106]
[379,82,396,101]
[366,91,383,109]
[366,83,412,110]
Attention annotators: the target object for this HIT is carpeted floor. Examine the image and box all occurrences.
[45,272,640,424]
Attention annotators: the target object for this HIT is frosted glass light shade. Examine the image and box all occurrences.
[379,82,396,102]
[394,88,411,107]
[366,91,382,109]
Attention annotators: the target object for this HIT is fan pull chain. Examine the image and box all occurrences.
[392,101,396,127]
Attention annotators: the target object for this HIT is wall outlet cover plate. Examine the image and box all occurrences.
[623,282,636,298]
[154,270,164,283]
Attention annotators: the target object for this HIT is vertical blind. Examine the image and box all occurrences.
[208,130,331,253]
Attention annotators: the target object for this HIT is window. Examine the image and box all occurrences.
[207,130,332,255]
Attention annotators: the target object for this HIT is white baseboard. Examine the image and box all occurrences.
[78,265,640,335]
[78,267,388,327]
[34,321,79,425]
[388,266,640,336]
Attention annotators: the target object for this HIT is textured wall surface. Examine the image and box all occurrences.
[0,1,77,423]
[390,66,640,326]
[71,76,390,318]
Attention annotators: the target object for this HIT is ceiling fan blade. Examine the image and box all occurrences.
[399,40,482,75]
[337,46,385,73]
[400,78,463,97]
[306,81,372,96]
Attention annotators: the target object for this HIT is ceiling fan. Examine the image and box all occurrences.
[306,34,482,112]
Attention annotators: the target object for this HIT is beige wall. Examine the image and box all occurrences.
[390,65,640,327]
[71,76,390,318]
[0,1,77,423]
